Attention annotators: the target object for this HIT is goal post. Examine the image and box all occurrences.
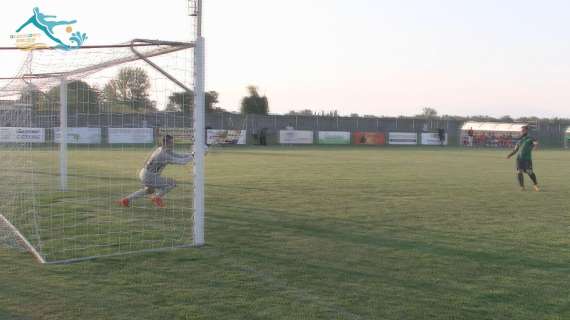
[193,36,206,247]
[191,0,206,247]
[59,76,68,191]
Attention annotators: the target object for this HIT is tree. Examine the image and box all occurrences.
[166,90,220,113]
[287,109,314,116]
[46,80,100,114]
[469,115,499,122]
[167,92,192,113]
[205,91,219,112]
[19,85,49,113]
[321,110,339,117]
[103,67,154,111]
[419,107,438,118]
[164,103,180,112]
[240,86,269,115]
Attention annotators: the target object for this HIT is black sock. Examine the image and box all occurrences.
[517,173,524,187]
[529,173,538,185]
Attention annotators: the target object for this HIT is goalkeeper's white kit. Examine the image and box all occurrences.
[126,147,193,201]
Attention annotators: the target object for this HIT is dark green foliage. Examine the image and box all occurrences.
[240,86,269,115]
[167,90,220,113]
[46,80,101,114]
[103,67,155,112]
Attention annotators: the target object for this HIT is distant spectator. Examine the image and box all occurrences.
[259,128,267,145]
[438,128,446,146]
[467,127,474,146]
[285,123,294,130]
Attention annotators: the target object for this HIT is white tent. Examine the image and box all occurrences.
[460,121,527,148]
[461,121,528,133]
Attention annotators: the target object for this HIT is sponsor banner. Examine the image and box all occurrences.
[108,128,154,144]
[0,127,45,143]
[279,130,313,144]
[353,132,386,145]
[207,130,247,145]
[421,132,448,146]
[318,131,350,144]
[159,128,194,144]
[54,128,101,144]
[388,132,418,145]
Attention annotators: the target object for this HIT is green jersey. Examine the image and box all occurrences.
[516,135,535,160]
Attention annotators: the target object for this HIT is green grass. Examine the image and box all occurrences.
[1,146,570,319]
[1,147,195,262]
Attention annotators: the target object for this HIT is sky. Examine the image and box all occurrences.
[1,0,570,118]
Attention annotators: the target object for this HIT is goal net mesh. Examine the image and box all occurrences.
[0,40,198,264]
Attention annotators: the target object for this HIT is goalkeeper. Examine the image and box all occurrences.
[507,126,540,192]
[118,135,203,208]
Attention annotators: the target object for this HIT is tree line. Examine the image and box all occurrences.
[21,70,566,121]
[19,66,271,115]
[285,106,569,122]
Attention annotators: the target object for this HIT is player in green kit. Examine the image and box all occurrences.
[507,126,540,191]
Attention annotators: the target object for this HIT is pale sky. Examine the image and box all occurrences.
[1,0,570,118]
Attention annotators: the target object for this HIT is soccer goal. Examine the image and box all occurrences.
[0,11,206,264]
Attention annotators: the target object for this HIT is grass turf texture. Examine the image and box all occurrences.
[1,146,570,319]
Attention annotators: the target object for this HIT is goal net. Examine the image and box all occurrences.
[0,38,205,264]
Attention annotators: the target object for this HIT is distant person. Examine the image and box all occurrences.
[117,135,207,208]
[438,128,446,146]
[285,123,294,130]
[259,128,267,145]
[467,127,474,147]
[507,126,540,192]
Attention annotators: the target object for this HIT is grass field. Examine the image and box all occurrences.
[1,146,570,319]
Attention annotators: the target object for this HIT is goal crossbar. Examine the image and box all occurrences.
[0,39,194,80]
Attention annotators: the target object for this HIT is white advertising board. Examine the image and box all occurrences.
[421,132,448,146]
[108,128,154,144]
[318,131,350,144]
[54,128,102,144]
[279,130,314,144]
[207,130,247,145]
[0,127,45,143]
[388,132,418,145]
